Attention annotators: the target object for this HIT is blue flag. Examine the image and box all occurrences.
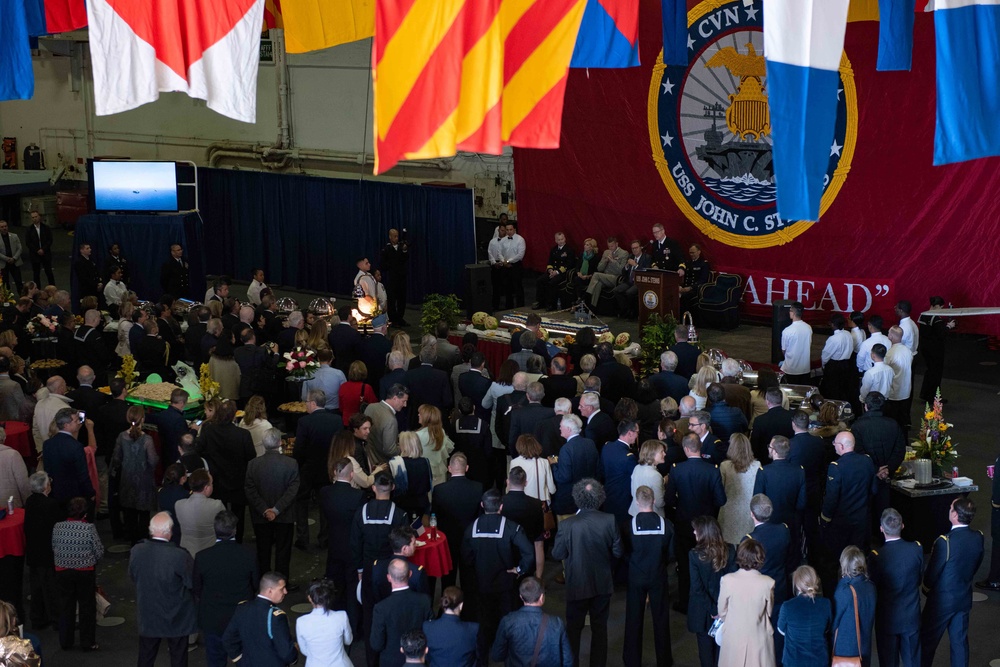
[571,0,640,68]
[764,0,849,221]
[877,0,916,70]
[0,0,34,102]
[934,0,1000,165]
[661,0,687,66]
[25,0,47,37]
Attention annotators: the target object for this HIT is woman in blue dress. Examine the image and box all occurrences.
[777,565,832,666]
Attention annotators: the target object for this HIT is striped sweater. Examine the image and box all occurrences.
[52,520,104,570]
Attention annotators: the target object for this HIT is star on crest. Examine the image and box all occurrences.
[661,132,674,148]
[687,34,695,50]
[830,140,843,157]
[744,5,759,20]
[662,79,675,95]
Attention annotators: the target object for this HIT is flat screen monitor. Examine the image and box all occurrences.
[91,161,179,212]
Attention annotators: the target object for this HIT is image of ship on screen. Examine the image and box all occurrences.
[92,161,179,211]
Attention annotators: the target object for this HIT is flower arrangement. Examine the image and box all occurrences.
[199,363,221,402]
[282,347,319,379]
[0,274,14,306]
[116,354,139,389]
[25,314,57,337]
[537,327,549,342]
[911,389,958,475]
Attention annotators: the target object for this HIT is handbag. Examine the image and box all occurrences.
[708,616,725,647]
[358,383,371,415]
[831,584,863,667]
[534,459,556,534]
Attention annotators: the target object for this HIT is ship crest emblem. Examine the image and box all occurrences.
[648,0,858,249]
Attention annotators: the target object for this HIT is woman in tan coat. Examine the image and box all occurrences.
[717,539,776,667]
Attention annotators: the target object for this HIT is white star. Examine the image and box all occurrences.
[687,34,695,50]
[837,87,844,101]
[744,5,759,20]
[661,79,675,95]
[830,140,843,157]
[661,132,674,148]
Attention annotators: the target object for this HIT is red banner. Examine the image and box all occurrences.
[716,267,894,324]
[513,1,1000,334]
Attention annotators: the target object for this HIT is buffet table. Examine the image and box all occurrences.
[890,479,978,551]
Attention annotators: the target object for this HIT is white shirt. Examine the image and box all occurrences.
[859,361,894,401]
[488,234,504,263]
[884,342,913,400]
[821,329,854,365]
[850,327,866,353]
[103,279,129,306]
[247,279,268,305]
[856,332,891,372]
[353,270,376,298]
[500,234,526,263]
[780,320,813,375]
[899,316,919,355]
[295,607,353,667]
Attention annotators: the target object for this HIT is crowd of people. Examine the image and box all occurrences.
[0,222,987,667]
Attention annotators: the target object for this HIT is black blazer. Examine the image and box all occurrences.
[507,402,555,456]
[535,414,565,459]
[687,544,736,633]
[868,538,923,635]
[430,476,482,552]
[749,406,794,461]
[197,423,256,496]
[328,324,361,374]
[25,223,52,255]
[73,256,101,298]
[423,614,478,667]
[358,333,392,390]
[582,410,617,450]
[69,384,111,450]
[320,481,366,564]
[43,432,94,503]
[922,526,985,615]
[148,406,195,469]
[501,489,545,542]
[669,341,701,379]
[159,257,190,299]
[852,409,906,474]
[24,492,62,567]
[788,432,827,508]
[403,364,453,429]
[193,540,259,635]
[370,589,433,667]
[539,374,577,408]
[591,359,636,405]
[494,389,526,449]
[457,371,492,420]
[551,508,623,600]
[294,409,343,488]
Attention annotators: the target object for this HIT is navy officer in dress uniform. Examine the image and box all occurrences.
[533,231,576,311]
[371,526,427,604]
[819,431,876,594]
[679,243,710,315]
[222,571,298,667]
[920,497,984,667]
[743,494,791,660]
[623,484,674,667]
[664,433,727,613]
[649,222,686,274]
[868,508,922,667]
[753,435,806,571]
[461,488,535,665]
[351,473,408,667]
[976,451,1000,591]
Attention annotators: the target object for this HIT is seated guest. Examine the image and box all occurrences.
[423,587,478,667]
[52,497,103,651]
[569,237,598,302]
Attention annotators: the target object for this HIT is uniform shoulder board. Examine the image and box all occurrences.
[915,541,921,547]
[938,535,949,542]
[744,534,752,541]
[828,476,834,481]
[781,523,788,529]
[977,530,985,537]
[714,464,719,468]
[831,462,839,466]
[272,608,286,616]
[870,549,879,556]
[417,564,425,570]
[800,465,804,470]
[237,600,248,605]
[373,559,380,566]
[626,452,634,457]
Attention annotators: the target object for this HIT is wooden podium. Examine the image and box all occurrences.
[635,269,680,326]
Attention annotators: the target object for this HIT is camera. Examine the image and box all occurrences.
[78,411,85,424]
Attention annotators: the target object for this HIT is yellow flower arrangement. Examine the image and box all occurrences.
[911,389,957,474]
[116,354,139,389]
[199,363,221,402]
[925,411,935,420]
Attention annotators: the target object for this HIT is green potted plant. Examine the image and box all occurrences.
[420,293,462,335]
[639,312,681,377]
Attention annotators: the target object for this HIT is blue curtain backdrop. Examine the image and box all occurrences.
[196,168,476,301]
[72,213,208,305]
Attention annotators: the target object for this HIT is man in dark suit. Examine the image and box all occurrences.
[457,352,492,422]
[494,374,527,465]
[851,391,906,537]
[185,307,210,364]
[539,357,577,408]
[68,365,110,451]
[537,399,570,459]
[749,387,794,463]
[430,453,482,590]
[222,572,298,667]
[329,306,362,375]
[646,350,689,403]
[706,383,748,445]
[718,358,753,420]
[753,435,805,571]
[370,560,433,667]
[148,388,197,467]
[548,415,599,519]
[245,428,300,587]
[380,228,409,326]
[403,345,453,430]
[687,410,725,465]
[669,324,700,380]
[294,388,342,549]
[920,497,984,667]
[570,376,615,416]
[590,342,635,405]
[72,243,102,306]
[24,471,62,630]
[613,240,651,318]
[787,410,826,560]
[159,243,190,300]
[868,508,922,667]
[371,527,428,603]
[25,210,54,286]
[744,494,791,658]
[194,510,259,667]
[321,458,366,628]
[579,391,616,451]
[129,512,199,667]
[502,465,545,554]
[380,351,408,399]
[664,434,727,612]
[551,479,623,667]
[623,485,674,667]
[359,315,393,390]
[507,382,554,456]
[819,431,876,593]
[43,408,95,506]
[461,489,535,664]
[96,379,130,536]
[197,400,257,543]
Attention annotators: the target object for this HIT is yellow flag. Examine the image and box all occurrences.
[283,0,375,53]
[847,0,879,22]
